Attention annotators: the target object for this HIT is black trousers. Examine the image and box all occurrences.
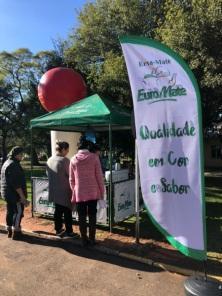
[6,202,24,231]
[54,204,73,233]
[76,200,97,241]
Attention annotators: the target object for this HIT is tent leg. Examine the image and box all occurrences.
[30,129,34,218]
[109,124,113,233]
[135,140,140,243]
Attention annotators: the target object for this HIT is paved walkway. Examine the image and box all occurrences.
[0,195,221,282]
[0,232,186,296]
[0,220,221,282]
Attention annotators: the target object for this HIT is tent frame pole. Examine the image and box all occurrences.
[108,124,113,233]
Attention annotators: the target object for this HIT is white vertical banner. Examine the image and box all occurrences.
[120,36,206,260]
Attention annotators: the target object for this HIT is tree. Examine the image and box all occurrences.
[0,49,50,161]
[0,83,16,161]
[156,0,222,131]
[0,46,68,161]
[0,44,69,160]
[21,80,51,164]
[0,49,36,159]
[0,49,40,159]
[65,0,165,106]
[34,38,69,73]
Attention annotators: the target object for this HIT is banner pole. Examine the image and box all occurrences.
[135,139,140,243]
[203,260,208,281]
[184,259,222,295]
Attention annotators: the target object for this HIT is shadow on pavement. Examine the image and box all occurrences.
[1,228,221,278]
[0,230,163,274]
[100,237,222,278]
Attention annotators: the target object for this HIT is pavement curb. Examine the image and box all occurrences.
[0,225,221,282]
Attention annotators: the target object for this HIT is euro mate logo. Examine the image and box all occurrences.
[137,85,187,104]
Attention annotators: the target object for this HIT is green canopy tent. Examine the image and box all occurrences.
[30,94,131,132]
[30,94,132,231]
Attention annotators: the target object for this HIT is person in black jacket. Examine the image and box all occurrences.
[0,146,29,239]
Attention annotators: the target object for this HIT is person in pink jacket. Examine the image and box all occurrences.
[69,137,104,246]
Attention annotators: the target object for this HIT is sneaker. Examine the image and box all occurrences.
[89,239,96,247]
[62,232,79,239]
[81,237,90,247]
[12,231,23,240]
[7,229,13,238]
[55,229,65,237]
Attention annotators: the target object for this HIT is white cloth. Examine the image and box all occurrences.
[98,199,107,209]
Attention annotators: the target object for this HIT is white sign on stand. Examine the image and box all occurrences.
[32,177,107,224]
[114,179,135,223]
[32,178,54,215]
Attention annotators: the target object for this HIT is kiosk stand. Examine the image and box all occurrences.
[30,94,139,229]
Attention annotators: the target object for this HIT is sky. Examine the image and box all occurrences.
[0,0,91,54]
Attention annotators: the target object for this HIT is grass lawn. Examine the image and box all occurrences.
[25,164,47,201]
[117,174,222,254]
[204,175,222,255]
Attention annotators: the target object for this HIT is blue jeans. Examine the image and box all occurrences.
[6,201,24,231]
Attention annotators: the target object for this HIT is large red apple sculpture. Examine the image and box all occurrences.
[38,67,87,111]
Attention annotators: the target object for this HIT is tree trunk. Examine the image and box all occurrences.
[1,131,8,164]
[31,149,40,166]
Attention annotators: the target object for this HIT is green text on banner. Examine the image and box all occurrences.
[120,36,206,260]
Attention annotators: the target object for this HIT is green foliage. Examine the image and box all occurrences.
[65,0,221,131]
[87,52,132,105]
[65,0,165,105]
[156,0,222,130]
[0,48,63,159]
[0,49,40,157]
[72,0,159,55]
[34,38,69,73]
[0,84,16,159]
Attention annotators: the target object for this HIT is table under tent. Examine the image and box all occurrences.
[30,94,137,231]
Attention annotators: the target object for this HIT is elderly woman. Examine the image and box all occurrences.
[0,146,29,240]
[47,141,78,238]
